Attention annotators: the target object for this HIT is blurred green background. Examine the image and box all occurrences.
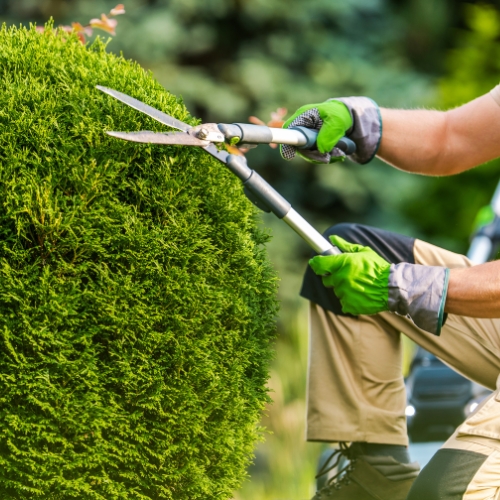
[2,0,500,498]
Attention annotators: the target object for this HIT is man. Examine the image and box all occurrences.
[281,87,500,499]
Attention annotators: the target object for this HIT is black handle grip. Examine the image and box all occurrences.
[335,137,356,155]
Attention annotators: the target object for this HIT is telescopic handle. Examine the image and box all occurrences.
[225,154,341,256]
[217,123,356,155]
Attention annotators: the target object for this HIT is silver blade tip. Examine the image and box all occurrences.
[96,85,114,95]
[106,131,131,140]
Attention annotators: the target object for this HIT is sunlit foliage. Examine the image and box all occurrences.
[0,25,277,499]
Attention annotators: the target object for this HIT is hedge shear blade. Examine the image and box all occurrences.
[107,130,230,163]
[97,86,226,147]
[106,130,210,147]
[96,86,191,132]
[98,86,231,162]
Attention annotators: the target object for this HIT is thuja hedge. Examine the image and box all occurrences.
[0,25,278,499]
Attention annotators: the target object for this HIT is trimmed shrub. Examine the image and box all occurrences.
[0,25,278,499]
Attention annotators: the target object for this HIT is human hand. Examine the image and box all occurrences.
[280,101,352,164]
[309,235,390,315]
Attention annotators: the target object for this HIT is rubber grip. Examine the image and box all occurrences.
[335,137,356,155]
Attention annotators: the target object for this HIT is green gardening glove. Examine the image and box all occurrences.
[472,204,495,232]
[309,235,391,315]
[280,101,353,164]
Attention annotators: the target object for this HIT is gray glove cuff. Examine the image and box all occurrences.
[330,97,382,164]
[388,263,450,336]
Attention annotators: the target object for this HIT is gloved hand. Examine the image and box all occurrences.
[280,101,353,164]
[281,96,382,165]
[472,204,495,232]
[309,235,450,336]
[309,235,391,315]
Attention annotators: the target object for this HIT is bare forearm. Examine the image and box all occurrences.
[446,262,500,317]
[377,108,447,175]
[377,93,500,176]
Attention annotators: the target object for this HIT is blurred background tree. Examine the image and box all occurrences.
[405,3,500,251]
[2,0,500,498]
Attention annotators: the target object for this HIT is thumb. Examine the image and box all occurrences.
[309,254,344,276]
[316,117,345,153]
[316,101,353,153]
[329,235,365,253]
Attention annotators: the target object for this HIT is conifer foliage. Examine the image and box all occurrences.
[0,25,278,499]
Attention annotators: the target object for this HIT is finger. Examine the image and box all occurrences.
[309,254,344,276]
[328,153,346,164]
[341,304,354,315]
[316,119,345,153]
[297,149,330,164]
[329,235,365,253]
[321,275,335,288]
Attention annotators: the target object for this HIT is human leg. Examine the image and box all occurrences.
[307,303,409,444]
[407,392,500,499]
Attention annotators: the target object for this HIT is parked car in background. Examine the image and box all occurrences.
[405,347,491,442]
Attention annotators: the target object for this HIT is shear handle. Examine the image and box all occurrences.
[218,123,356,154]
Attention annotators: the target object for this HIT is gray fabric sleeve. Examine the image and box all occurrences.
[388,263,450,336]
[331,97,382,164]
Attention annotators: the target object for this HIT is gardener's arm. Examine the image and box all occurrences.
[282,86,500,172]
[378,91,500,176]
[446,261,500,317]
[310,236,500,336]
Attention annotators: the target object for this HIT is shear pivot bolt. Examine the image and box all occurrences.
[198,128,209,139]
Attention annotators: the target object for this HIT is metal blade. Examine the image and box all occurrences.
[106,131,209,146]
[108,131,230,163]
[97,86,191,132]
[203,142,230,164]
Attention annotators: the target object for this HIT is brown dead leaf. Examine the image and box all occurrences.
[90,14,118,35]
[110,4,126,16]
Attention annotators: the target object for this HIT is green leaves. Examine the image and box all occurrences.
[0,25,278,499]
[404,3,500,251]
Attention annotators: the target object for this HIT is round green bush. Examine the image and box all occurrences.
[0,25,277,499]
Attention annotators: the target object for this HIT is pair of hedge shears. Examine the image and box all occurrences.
[97,85,354,256]
[97,86,356,154]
